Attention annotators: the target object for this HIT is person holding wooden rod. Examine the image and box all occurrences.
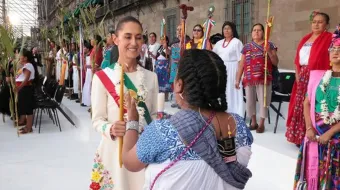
[235,23,279,133]
[89,16,158,190]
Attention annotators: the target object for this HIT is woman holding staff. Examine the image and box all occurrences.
[235,23,279,133]
[16,49,37,134]
[90,16,158,190]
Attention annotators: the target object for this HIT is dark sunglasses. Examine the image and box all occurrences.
[193,29,202,32]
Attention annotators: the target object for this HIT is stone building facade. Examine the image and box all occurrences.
[40,0,340,69]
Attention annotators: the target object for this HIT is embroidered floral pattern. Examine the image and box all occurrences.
[89,153,114,190]
[101,124,107,133]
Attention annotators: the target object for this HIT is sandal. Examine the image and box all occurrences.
[15,121,26,126]
[256,126,265,133]
[19,127,33,134]
[249,124,259,130]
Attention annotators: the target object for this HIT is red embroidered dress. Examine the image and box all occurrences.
[241,41,277,87]
[286,32,332,145]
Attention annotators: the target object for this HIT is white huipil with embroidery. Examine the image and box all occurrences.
[90,63,159,190]
[82,55,92,106]
[213,38,245,116]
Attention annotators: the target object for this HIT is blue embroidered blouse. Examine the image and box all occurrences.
[136,113,253,164]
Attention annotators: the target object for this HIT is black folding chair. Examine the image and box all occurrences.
[271,72,295,133]
[35,85,65,133]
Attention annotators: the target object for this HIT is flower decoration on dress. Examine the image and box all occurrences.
[114,63,148,132]
[309,10,319,22]
[89,153,114,190]
[319,70,340,125]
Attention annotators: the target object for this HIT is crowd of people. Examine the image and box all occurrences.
[0,9,339,190]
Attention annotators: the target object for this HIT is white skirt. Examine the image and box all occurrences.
[64,62,69,80]
[143,146,252,190]
[72,66,79,94]
[56,61,61,81]
[226,60,245,116]
[82,68,92,106]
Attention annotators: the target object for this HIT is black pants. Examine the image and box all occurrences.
[17,86,35,116]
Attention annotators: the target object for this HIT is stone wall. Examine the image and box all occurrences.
[255,0,340,69]
[59,0,340,70]
[104,0,227,42]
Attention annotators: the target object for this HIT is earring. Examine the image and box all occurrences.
[179,93,184,100]
[330,62,333,66]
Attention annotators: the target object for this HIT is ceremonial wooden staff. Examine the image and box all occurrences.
[160,17,168,59]
[202,6,216,50]
[79,21,84,104]
[179,4,194,56]
[263,0,274,107]
[118,65,124,168]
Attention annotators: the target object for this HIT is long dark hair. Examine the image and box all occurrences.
[193,24,204,38]
[176,49,227,111]
[21,48,39,83]
[222,21,239,39]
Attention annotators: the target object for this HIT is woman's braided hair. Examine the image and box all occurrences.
[177,49,227,111]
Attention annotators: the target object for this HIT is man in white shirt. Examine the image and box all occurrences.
[145,32,160,70]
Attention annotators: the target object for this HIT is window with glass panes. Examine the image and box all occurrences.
[225,0,253,43]
[164,8,179,44]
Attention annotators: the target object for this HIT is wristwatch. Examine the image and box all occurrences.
[126,121,139,132]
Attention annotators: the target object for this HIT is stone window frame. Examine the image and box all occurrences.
[225,0,254,43]
[163,7,180,43]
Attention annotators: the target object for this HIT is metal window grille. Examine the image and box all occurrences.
[166,14,176,43]
[225,0,253,43]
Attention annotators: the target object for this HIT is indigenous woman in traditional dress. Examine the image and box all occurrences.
[122,49,253,190]
[213,21,245,116]
[90,35,104,73]
[139,35,148,67]
[16,49,37,134]
[56,40,67,82]
[146,32,161,70]
[0,50,17,117]
[286,12,332,146]
[235,23,279,133]
[60,43,69,85]
[81,41,93,107]
[90,16,158,190]
[169,26,181,86]
[186,24,206,50]
[71,42,79,99]
[101,31,119,69]
[294,27,340,190]
[169,25,181,108]
[155,36,171,100]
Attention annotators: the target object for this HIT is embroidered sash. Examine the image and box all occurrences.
[96,67,152,124]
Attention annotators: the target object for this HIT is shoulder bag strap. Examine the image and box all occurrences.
[150,112,216,190]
